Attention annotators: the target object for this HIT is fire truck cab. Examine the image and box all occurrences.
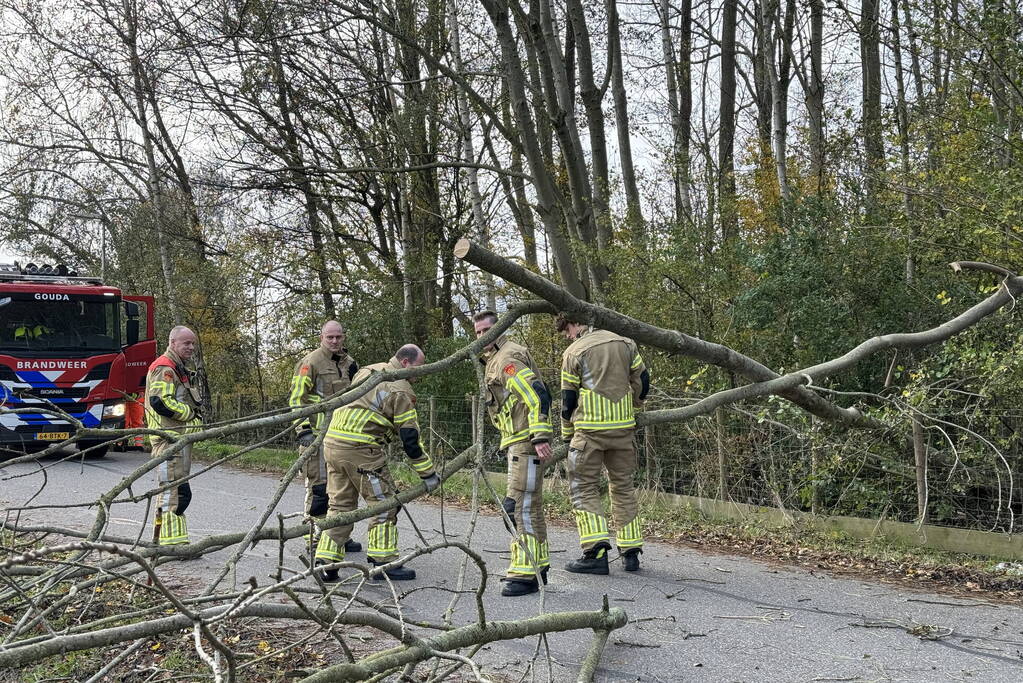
[0,263,156,457]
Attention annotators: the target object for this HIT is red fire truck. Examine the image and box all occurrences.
[0,262,156,457]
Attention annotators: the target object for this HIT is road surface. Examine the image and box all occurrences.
[3,450,1022,681]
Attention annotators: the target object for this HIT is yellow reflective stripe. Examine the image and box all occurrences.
[410,455,434,473]
[574,510,609,544]
[367,522,398,557]
[315,534,345,562]
[574,389,634,431]
[576,420,636,429]
[616,518,644,548]
[538,540,550,566]
[499,429,531,448]
[326,430,376,444]
[288,373,314,408]
[159,511,189,545]
[561,370,579,385]
[393,409,417,424]
[631,353,644,370]
[509,373,538,410]
[150,380,194,422]
[508,534,543,575]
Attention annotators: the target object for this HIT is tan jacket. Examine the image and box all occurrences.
[560,328,647,438]
[325,357,435,476]
[288,345,358,432]
[482,335,552,448]
[145,348,201,444]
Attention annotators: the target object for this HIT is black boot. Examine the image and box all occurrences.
[370,559,416,581]
[565,543,610,575]
[314,561,340,583]
[344,538,363,553]
[622,548,642,572]
[501,576,539,597]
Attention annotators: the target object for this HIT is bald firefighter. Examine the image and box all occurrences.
[146,326,203,546]
[314,344,440,581]
[473,311,554,596]
[557,313,650,573]
[288,320,361,554]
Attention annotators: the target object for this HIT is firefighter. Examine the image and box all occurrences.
[314,344,440,582]
[288,320,361,554]
[473,310,553,597]
[556,313,650,574]
[145,325,203,546]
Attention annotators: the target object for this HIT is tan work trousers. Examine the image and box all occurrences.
[567,428,643,551]
[298,440,328,519]
[504,441,549,577]
[151,438,192,514]
[321,442,399,562]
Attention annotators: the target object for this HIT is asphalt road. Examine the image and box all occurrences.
[3,450,1023,682]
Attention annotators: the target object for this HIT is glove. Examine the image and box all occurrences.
[422,473,441,493]
[297,429,316,448]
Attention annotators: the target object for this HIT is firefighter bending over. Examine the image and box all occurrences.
[314,344,440,581]
[146,325,203,546]
[557,313,650,574]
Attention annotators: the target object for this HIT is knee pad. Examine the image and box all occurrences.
[309,483,329,517]
[502,497,517,529]
[175,482,192,515]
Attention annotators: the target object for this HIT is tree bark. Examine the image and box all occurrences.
[608,0,645,235]
[860,0,884,216]
[718,0,738,243]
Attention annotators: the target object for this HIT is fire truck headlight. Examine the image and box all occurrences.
[103,402,126,419]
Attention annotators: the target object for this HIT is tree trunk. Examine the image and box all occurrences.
[806,0,825,195]
[860,0,884,216]
[123,0,180,325]
[608,0,645,236]
[448,0,497,311]
[481,0,587,300]
[660,0,692,219]
[718,0,738,243]
[890,0,915,284]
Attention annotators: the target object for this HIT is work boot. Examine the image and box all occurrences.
[344,538,363,553]
[370,559,416,581]
[565,543,610,575]
[622,548,642,572]
[501,576,539,597]
[314,562,340,583]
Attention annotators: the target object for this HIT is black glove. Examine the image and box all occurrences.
[422,473,441,493]
[297,429,316,448]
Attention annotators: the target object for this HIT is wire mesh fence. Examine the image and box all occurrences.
[208,381,1021,536]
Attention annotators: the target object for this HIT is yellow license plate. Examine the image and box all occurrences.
[37,432,70,441]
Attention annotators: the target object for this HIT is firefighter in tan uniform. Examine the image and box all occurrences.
[288,320,361,554]
[557,313,650,573]
[473,311,554,597]
[145,326,203,546]
[314,344,440,581]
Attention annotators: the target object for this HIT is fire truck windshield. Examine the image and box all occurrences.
[0,297,120,355]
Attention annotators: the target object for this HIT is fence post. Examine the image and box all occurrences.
[912,418,929,524]
[429,395,436,457]
[236,393,243,420]
[715,407,727,500]
[469,393,477,441]
[810,417,820,515]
